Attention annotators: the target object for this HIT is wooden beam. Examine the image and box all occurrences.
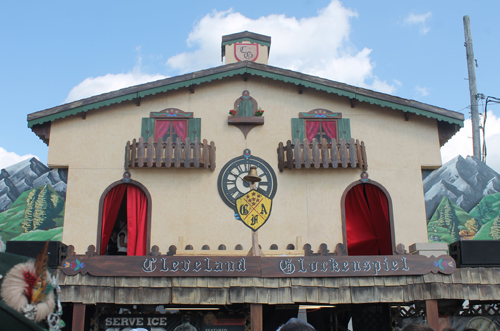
[72,303,86,331]
[405,112,410,121]
[251,304,263,331]
[425,299,439,331]
[350,98,356,108]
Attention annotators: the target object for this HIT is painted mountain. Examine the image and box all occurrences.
[423,155,500,220]
[0,158,67,251]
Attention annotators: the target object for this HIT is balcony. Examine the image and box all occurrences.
[277,138,367,172]
[125,137,216,170]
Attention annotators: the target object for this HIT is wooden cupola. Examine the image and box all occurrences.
[221,31,271,65]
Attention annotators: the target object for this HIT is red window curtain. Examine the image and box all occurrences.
[126,185,148,256]
[345,184,392,256]
[100,184,127,255]
[156,121,171,141]
[322,121,337,140]
[306,121,320,142]
[172,121,187,142]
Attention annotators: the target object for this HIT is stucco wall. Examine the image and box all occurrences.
[48,76,442,254]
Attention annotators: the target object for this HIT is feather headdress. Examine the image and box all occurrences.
[1,241,55,322]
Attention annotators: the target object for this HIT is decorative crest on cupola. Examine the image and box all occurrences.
[221,31,271,65]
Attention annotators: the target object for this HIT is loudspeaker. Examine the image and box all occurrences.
[6,241,68,268]
[449,240,500,267]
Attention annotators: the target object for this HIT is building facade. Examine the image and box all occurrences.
[25,32,497,331]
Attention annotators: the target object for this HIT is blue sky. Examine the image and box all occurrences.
[1,1,500,171]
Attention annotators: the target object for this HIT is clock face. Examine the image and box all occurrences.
[218,155,277,209]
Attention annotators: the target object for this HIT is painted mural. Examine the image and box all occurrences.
[0,158,67,251]
[424,155,500,244]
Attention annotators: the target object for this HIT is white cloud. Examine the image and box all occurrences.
[64,59,167,103]
[0,147,37,169]
[403,12,432,35]
[441,111,500,173]
[415,86,430,97]
[166,0,397,94]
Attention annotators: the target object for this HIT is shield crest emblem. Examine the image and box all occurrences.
[234,43,259,62]
[235,190,272,231]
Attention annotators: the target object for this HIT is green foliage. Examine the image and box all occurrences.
[11,227,63,241]
[490,216,500,240]
[428,196,483,244]
[0,184,65,242]
[465,218,480,234]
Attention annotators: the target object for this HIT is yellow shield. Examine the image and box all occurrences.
[235,190,272,231]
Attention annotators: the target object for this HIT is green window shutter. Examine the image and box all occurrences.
[291,118,305,142]
[141,118,155,140]
[338,118,351,140]
[188,118,201,141]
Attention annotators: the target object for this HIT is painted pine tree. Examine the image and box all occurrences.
[450,221,460,243]
[21,189,40,232]
[32,185,55,230]
[490,216,500,240]
[476,199,493,224]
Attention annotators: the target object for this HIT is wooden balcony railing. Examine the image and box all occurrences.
[125,137,216,170]
[277,138,367,172]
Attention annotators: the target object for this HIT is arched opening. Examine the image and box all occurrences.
[97,180,151,256]
[342,181,394,256]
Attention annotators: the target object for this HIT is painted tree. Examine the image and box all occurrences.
[32,185,55,230]
[465,218,480,234]
[450,221,460,243]
[490,216,500,240]
[476,199,493,224]
[51,191,64,215]
[21,189,40,232]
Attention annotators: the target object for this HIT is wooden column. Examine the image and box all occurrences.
[249,181,263,257]
[426,300,439,331]
[72,303,86,331]
[251,304,263,331]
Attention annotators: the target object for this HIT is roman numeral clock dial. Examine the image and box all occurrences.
[217,150,277,209]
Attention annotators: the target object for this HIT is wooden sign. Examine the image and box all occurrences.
[261,255,455,277]
[62,254,455,277]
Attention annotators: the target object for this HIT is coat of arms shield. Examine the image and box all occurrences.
[235,190,272,231]
[234,43,259,62]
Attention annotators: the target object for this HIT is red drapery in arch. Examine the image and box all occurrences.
[100,184,148,256]
[100,185,127,255]
[345,184,392,256]
[126,185,148,256]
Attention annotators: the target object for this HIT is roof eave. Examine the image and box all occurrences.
[27,61,464,128]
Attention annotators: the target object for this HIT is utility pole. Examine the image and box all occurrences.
[463,15,481,159]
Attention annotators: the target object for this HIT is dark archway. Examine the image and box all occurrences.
[96,179,152,256]
[341,180,395,256]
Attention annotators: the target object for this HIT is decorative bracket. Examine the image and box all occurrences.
[228,116,264,139]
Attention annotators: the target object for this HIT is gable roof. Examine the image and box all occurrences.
[27,61,464,128]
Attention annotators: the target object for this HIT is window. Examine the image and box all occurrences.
[291,109,350,143]
[341,180,395,256]
[98,180,151,256]
[141,108,201,143]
